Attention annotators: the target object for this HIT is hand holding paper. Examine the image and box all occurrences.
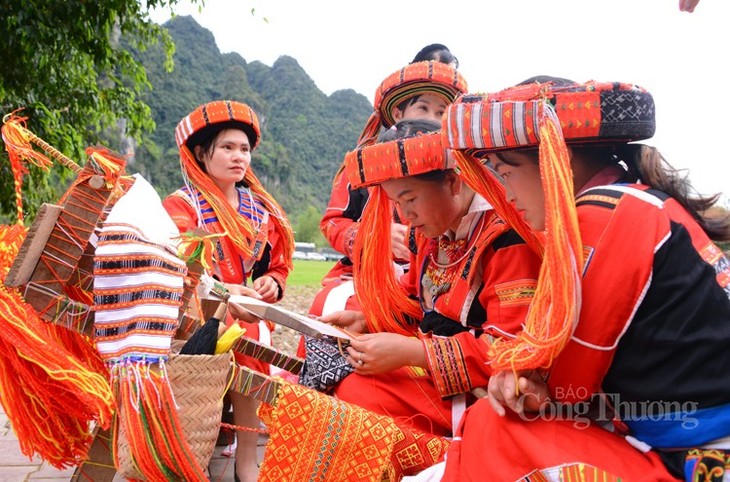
[228,295,353,340]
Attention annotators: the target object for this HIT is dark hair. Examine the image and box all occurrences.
[517,75,575,87]
[492,143,730,241]
[377,118,441,143]
[395,94,423,114]
[564,144,730,241]
[610,144,730,241]
[411,43,459,69]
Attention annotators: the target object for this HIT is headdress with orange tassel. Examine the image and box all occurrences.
[174,100,294,270]
[357,60,468,147]
[441,78,656,373]
[342,121,451,335]
[329,61,468,190]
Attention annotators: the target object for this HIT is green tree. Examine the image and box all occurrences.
[0,0,201,223]
[295,204,326,245]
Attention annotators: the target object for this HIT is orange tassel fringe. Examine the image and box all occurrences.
[353,186,421,335]
[112,362,208,481]
[486,105,583,372]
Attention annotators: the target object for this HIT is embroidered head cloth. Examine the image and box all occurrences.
[176,99,261,150]
[344,129,451,188]
[344,121,448,335]
[357,61,468,146]
[443,79,655,155]
[175,100,295,268]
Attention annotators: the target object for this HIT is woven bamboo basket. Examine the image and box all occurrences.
[115,349,232,480]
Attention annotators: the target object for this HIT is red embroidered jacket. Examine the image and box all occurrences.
[163,187,290,298]
[406,211,542,397]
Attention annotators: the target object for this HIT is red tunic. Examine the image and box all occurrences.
[320,170,366,266]
[441,183,730,480]
[333,210,541,437]
[442,400,677,481]
[163,187,291,373]
[313,169,406,317]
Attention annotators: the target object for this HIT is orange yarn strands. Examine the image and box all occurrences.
[175,230,224,271]
[180,147,255,256]
[0,287,114,468]
[0,224,114,469]
[245,169,295,271]
[488,105,583,373]
[353,186,421,336]
[180,144,294,270]
[2,112,56,223]
[0,224,27,280]
[1,112,81,173]
[113,363,208,482]
[452,149,544,257]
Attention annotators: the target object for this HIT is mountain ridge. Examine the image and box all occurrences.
[132,15,372,223]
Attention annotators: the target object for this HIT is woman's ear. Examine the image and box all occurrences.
[193,145,204,161]
[447,170,463,196]
[391,107,404,122]
[193,145,208,173]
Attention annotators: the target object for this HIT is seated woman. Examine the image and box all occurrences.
[438,78,730,481]
[320,118,542,437]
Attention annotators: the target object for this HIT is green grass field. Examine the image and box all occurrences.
[287,259,336,286]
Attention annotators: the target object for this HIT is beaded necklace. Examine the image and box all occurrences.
[423,213,486,298]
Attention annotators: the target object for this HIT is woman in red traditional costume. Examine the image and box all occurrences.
[316,118,542,438]
[311,60,468,318]
[163,100,294,482]
[436,77,730,481]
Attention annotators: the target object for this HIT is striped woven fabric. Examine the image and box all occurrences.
[93,223,185,361]
[375,60,468,128]
[175,99,261,149]
[443,80,655,154]
[344,130,450,188]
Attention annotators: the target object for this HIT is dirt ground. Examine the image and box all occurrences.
[269,284,320,356]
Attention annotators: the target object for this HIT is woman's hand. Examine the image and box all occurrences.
[319,310,368,335]
[390,223,410,261]
[344,332,425,375]
[225,282,262,323]
[253,275,280,303]
[487,370,550,417]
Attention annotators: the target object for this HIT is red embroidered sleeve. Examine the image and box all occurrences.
[320,170,361,259]
[423,241,540,397]
[162,192,198,233]
[263,218,291,300]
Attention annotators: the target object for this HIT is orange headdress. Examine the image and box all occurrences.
[175,100,294,269]
[442,79,655,372]
[357,60,468,147]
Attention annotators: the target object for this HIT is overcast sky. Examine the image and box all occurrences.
[151,0,728,199]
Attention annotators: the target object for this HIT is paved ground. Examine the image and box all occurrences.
[0,403,267,482]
